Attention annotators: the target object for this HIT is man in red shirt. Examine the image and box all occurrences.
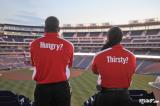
[92,26,136,106]
[30,16,74,106]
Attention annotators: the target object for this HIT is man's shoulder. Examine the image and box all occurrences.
[58,37,74,48]
[31,37,44,46]
[95,48,112,58]
[123,48,135,57]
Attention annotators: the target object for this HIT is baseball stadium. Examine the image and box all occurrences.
[0,18,160,106]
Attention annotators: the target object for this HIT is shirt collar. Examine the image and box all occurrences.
[112,44,123,49]
[45,32,59,37]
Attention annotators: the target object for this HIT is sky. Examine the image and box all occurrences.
[0,0,160,26]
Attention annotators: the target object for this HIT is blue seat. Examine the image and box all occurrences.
[0,100,20,106]
[0,90,33,106]
[129,90,148,96]
[0,96,17,101]
[0,90,16,97]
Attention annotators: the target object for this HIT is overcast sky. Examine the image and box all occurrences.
[0,0,160,26]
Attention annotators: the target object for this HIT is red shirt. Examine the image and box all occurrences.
[92,44,136,88]
[30,33,74,84]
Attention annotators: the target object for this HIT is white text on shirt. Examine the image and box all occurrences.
[40,42,63,51]
[107,56,128,64]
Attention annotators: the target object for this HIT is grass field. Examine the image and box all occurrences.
[0,69,156,106]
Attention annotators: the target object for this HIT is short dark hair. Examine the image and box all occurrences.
[45,16,59,32]
[107,26,123,42]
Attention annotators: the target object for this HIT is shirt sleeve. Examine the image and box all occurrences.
[130,55,136,75]
[68,44,74,68]
[92,56,98,74]
[30,43,35,66]
[132,55,136,73]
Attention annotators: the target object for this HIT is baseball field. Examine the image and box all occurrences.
[0,68,156,106]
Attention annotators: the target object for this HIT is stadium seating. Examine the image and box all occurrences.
[0,22,160,71]
[0,90,33,106]
[75,56,93,69]
[73,56,84,68]
[63,32,74,37]
[77,32,87,37]
[84,90,156,106]
[136,60,157,73]
[89,32,101,37]
[130,30,144,36]
[0,54,30,70]
[146,29,160,35]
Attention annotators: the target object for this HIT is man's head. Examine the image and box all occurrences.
[107,26,123,43]
[45,16,60,32]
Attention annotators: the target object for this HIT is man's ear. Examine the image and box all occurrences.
[57,27,60,32]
